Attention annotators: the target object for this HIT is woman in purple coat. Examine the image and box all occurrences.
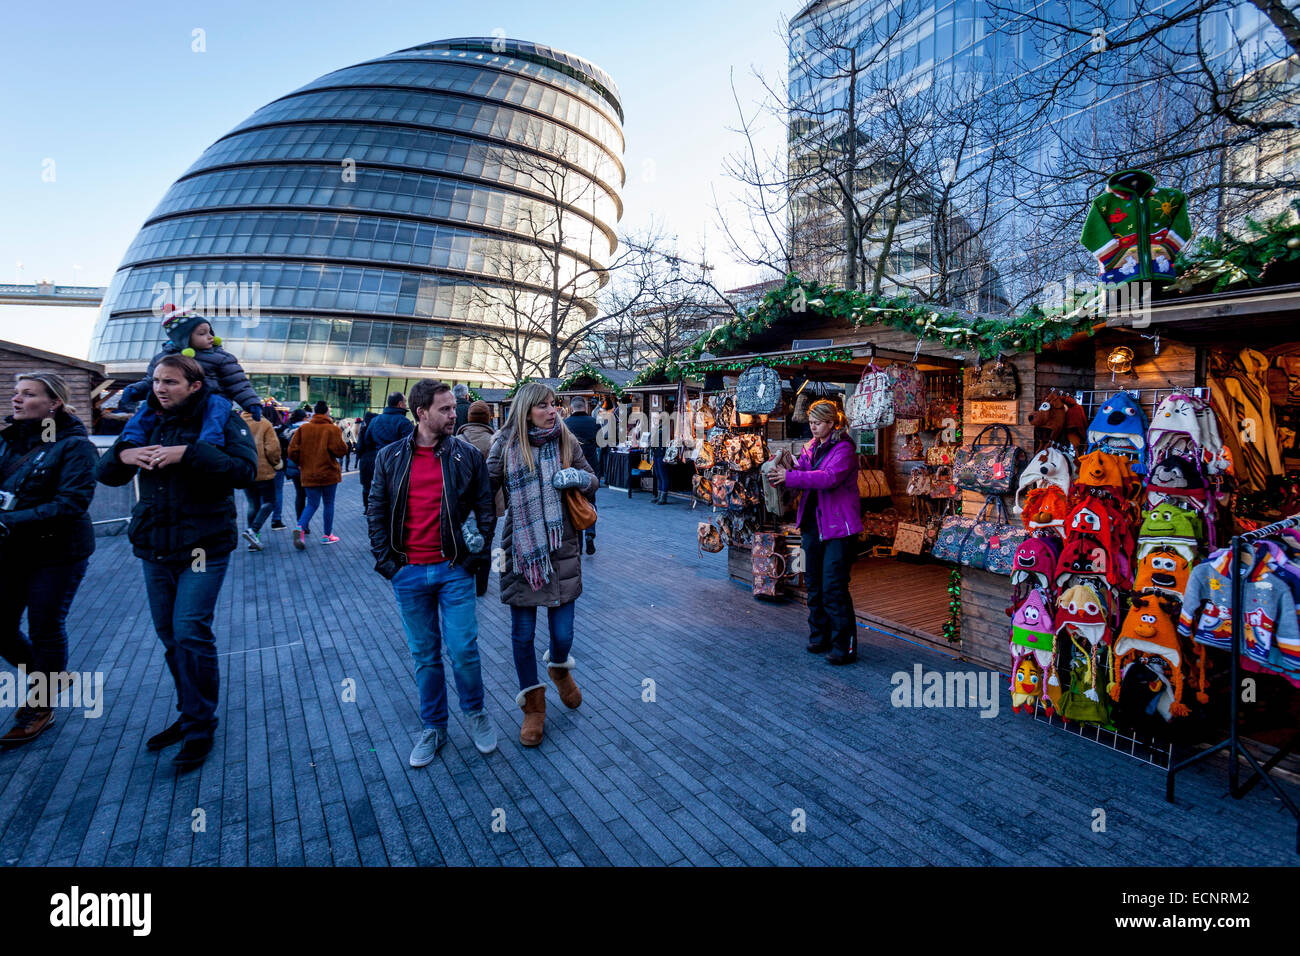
[770,400,863,664]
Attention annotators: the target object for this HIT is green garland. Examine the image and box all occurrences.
[942,418,964,644]
[557,363,627,399]
[1172,199,1300,294]
[630,356,688,387]
[505,377,535,399]
[467,387,483,402]
[681,347,854,373]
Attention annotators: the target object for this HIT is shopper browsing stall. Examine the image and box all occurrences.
[770,399,862,664]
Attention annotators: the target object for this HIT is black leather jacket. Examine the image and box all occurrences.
[366,432,495,580]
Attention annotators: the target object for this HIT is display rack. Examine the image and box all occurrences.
[1165,513,1300,854]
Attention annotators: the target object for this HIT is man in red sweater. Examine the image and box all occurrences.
[366,380,497,766]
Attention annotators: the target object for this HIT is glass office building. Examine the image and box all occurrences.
[90,37,624,416]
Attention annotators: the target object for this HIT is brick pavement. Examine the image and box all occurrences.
[0,471,1295,866]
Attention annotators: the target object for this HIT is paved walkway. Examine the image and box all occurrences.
[0,473,1295,866]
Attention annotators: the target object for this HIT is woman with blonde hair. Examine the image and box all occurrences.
[487,382,598,746]
[770,399,863,664]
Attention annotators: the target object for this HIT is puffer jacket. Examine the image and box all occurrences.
[359,406,413,462]
[785,431,863,541]
[288,414,347,486]
[457,421,505,516]
[121,342,261,413]
[241,411,282,481]
[97,384,258,565]
[487,426,597,608]
[0,411,98,566]
[366,433,495,580]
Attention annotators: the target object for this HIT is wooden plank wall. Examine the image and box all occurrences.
[1091,329,1199,392]
[0,348,101,422]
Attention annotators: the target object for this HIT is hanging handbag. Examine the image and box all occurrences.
[953,424,1028,495]
[563,488,597,531]
[848,363,895,430]
[898,435,925,461]
[925,399,959,433]
[737,365,782,415]
[896,417,921,436]
[906,465,932,498]
[791,392,812,423]
[893,512,928,555]
[969,358,1019,400]
[926,441,958,467]
[932,497,1029,574]
[929,465,958,499]
[698,520,724,555]
[751,532,787,597]
[888,365,926,420]
[692,473,714,505]
[856,461,891,498]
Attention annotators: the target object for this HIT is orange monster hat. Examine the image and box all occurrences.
[1112,593,1192,716]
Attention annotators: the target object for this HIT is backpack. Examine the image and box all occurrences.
[737,365,781,415]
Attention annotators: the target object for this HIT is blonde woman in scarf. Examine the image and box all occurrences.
[487,382,598,746]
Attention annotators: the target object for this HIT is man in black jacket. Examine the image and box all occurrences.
[366,379,496,766]
[359,392,412,508]
[98,356,257,770]
[565,397,600,554]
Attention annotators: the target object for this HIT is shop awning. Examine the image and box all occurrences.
[680,340,962,381]
[1104,282,1300,345]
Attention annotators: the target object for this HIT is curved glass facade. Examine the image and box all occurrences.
[91,36,624,409]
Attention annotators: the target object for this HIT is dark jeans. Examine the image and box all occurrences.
[360,457,376,509]
[652,446,669,496]
[289,474,307,526]
[801,530,857,654]
[244,479,276,532]
[141,553,231,742]
[0,558,89,687]
[299,483,337,536]
[510,601,576,692]
[271,469,286,523]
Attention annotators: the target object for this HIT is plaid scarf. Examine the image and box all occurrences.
[506,421,565,590]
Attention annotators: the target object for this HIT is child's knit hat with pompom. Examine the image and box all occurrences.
[160,303,220,355]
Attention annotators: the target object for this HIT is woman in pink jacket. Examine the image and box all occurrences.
[771,400,863,664]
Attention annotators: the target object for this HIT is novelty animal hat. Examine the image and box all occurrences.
[1014,447,1075,513]
[160,303,218,354]
[1132,548,1193,599]
[1056,582,1111,647]
[1010,656,1044,715]
[1137,503,1204,563]
[1087,392,1150,473]
[1055,536,1112,591]
[1148,392,1227,477]
[1012,537,1062,594]
[1011,588,1056,670]
[1020,486,1070,531]
[1113,594,1191,715]
[1145,449,1209,510]
[1028,393,1087,455]
[1074,449,1140,499]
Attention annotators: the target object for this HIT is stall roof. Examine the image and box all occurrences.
[683,340,962,382]
[476,388,511,403]
[1104,282,1300,345]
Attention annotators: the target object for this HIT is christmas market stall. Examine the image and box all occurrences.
[620,370,704,500]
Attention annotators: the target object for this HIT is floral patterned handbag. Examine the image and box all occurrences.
[953,424,1028,495]
[698,519,724,555]
[848,363,895,430]
[929,466,959,499]
[899,435,925,461]
[932,497,1029,574]
[888,365,927,420]
[751,532,787,597]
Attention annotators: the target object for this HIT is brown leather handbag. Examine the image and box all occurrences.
[563,488,597,531]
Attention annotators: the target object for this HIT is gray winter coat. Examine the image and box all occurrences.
[487,426,597,608]
[121,342,261,412]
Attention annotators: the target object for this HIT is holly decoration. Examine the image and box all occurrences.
[557,363,627,400]
[680,347,854,374]
[1172,199,1300,294]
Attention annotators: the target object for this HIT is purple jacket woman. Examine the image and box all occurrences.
[774,400,861,664]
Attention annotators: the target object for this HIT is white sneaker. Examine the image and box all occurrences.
[466,709,497,755]
[241,528,262,551]
[409,728,447,767]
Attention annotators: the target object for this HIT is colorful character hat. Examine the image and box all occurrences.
[1012,537,1061,592]
[1145,450,1209,510]
[1137,503,1204,562]
[1015,447,1075,513]
[1132,548,1193,599]
[1147,392,1203,463]
[160,303,218,354]
[1065,498,1133,584]
[1112,594,1192,716]
[1028,393,1087,455]
[1087,392,1150,473]
[1074,449,1139,499]
[1021,486,1070,531]
[1011,588,1056,669]
[1056,582,1110,647]
[1011,656,1044,715]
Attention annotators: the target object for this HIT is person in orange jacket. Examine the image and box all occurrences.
[288,400,348,548]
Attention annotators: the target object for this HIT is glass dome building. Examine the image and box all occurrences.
[89,37,624,416]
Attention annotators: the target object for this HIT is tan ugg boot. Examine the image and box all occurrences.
[544,651,582,709]
[517,685,546,747]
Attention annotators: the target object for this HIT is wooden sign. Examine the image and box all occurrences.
[969,400,1019,425]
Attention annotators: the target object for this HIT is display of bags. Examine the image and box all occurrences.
[969,358,1019,400]
[888,366,927,420]
[906,465,932,498]
[932,498,1029,575]
[954,425,1028,495]
[751,532,786,597]
[698,520,724,554]
[737,365,782,415]
[848,364,895,430]
[930,466,959,499]
[899,435,925,461]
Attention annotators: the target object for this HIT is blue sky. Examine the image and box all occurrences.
[0,0,793,356]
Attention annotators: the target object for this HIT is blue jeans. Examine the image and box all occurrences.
[271,469,286,523]
[141,553,231,742]
[510,601,575,692]
[391,562,484,729]
[0,558,90,681]
[299,483,337,535]
[244,479,275,532]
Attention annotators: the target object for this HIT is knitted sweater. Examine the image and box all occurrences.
[1177,547,1299,664]
[1080,169,1191,285]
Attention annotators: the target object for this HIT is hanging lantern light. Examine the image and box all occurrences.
[1107,345,1135,381]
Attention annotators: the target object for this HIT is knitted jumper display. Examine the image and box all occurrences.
[1080,169,1191,285]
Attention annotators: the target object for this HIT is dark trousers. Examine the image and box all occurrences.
[244,479,276,532]
[0,558,89,686]
[141,553,231,742]
[801,530,857,653]
[289,474,307,524]
[360,457,376,509]
[652,446,669,497]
